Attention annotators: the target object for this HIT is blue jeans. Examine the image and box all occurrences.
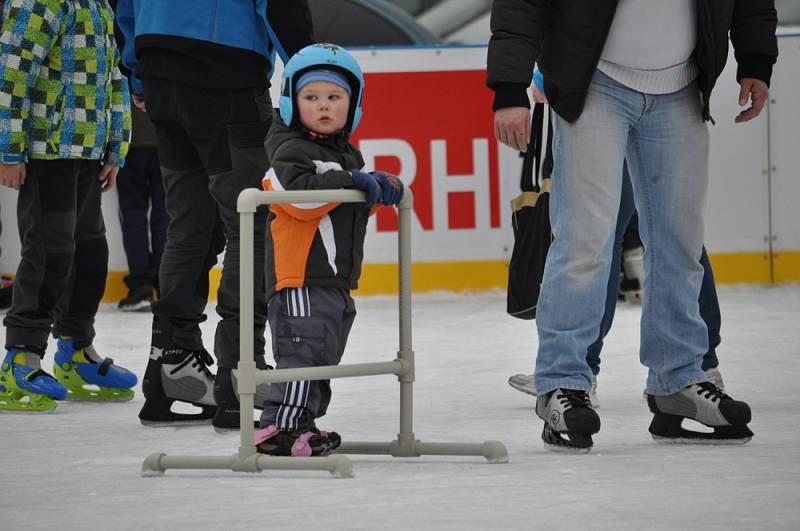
[535,70,709,396]
[585,170,722,375]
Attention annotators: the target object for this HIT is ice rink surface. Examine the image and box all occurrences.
[1,285,798,531]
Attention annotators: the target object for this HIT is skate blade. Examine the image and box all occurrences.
[651,432,752,445]
[543,441,592,454]
[140,418,213,428]
[65,387,135,402]
[0,391,59,413]
[138,398,216,427]
[508,379,537,396]
[541,425,594,453]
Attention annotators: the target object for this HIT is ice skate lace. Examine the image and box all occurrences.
[556,389,593,409]
[166,348,215,379]
[695,381,729,402]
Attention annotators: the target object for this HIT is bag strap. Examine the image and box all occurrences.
[519,102,545,193]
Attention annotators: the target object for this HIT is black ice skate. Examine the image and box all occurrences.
[647,382,753,444]
[535,388,601,453]
[212,366,273,433]
[138,346,217,427]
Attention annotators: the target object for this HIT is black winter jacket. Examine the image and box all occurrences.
[487,0,778,122]
[262,118,371,298]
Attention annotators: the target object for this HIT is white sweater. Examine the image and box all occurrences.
[598,0,699,94]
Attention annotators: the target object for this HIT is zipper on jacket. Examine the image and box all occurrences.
[698,0,716,123]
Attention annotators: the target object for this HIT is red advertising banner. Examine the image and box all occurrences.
[351,70,501,234]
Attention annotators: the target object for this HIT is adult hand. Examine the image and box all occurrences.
[99,163,119,192]
[0,162,26,190]
[494,107,531,152]
[735,78,769,124]
[132,94,147,112]
[372,171,404,206]
[350,170,381,207]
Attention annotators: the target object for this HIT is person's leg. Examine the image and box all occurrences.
[533,71,645,450]
[256,287,346,456]
[136,78,220,425]
[117,147,153,291]
[313,287,356,422]
[4,160,81,353]
[624,81,709,396]
[586,164,637,377]
[164,83,271,369]
[144,78,221,352]
[204,87,271,371]
[145,146,168,293]
[534,71,633,396]
[51,160,108,343]
[699,246,721,371]
[1,160,81,409]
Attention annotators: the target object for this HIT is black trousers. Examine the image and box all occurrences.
[142,77,271,368]
[3,160,108,354]
[116,146,167,290]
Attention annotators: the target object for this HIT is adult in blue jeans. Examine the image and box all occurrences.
[508,164,724,404]
[488,0,776,451]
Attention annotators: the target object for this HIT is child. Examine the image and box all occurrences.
[254,43,403,456]
[0,0,135,412]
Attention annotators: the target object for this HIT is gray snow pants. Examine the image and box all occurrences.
[259,286,356,431]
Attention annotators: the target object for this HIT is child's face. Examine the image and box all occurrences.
[296,81,351,135]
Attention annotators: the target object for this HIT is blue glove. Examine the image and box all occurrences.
[372,171,404,206]
[350,170,381,207]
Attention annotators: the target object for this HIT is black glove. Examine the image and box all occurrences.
[350,170,381,207]
[372,171,404,206]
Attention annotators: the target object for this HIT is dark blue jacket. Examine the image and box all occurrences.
[116,0,313,93]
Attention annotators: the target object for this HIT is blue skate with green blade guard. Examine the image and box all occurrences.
[54,338,137,402]
[0,348,66,413]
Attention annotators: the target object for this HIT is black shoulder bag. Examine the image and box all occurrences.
[506,103,552,320]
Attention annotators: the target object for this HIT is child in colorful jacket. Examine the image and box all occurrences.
[0,0,134,413]
[255,44,403,457]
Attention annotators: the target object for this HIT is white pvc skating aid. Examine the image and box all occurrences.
[141,188,509,478]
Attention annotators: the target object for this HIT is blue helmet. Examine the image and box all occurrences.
[279,43,365,133]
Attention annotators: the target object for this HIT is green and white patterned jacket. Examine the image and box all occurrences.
[0,0,130,166]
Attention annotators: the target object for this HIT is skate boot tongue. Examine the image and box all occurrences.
[80,345,105,364]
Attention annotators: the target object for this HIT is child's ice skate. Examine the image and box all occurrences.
[254,425,341,457]
[138,346,217,426]
[647,382,753,444]
[535,388,600,453]
[212,366,273,432]
[0,348,67,413]
[53,338,137,402]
